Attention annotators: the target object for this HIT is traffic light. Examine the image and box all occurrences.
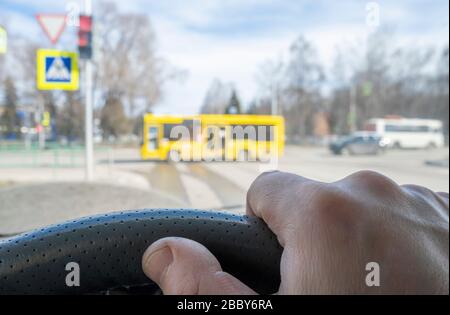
[78,15,92,59]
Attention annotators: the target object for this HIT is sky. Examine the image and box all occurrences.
[0,0,449,114]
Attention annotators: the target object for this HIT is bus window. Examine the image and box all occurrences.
[385,124,430,133]
[163,120,200,141]
[385,124,401,132]
[231,125,257,141]
[148,126,159,151]
[258,125,275,142]
[230,125,274,141]
[164,124,181,141]
[205,126,225,150]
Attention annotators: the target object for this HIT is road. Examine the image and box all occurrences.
[124,146,449,211]
[0,146,448,234]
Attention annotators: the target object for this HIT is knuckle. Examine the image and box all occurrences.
[248,172,272,197]
[248,171,295,208]
[347,170,400,195]
[253,170,280,182]
[349,170,387,183]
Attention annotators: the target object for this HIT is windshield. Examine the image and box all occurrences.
[0,0,448,236]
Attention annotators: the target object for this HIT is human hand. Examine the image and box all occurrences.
[141,170,449,294]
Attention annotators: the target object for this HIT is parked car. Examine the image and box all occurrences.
[329,133,387,155]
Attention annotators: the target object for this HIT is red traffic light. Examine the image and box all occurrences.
[79,15,92,32]
[78,30,90,46]
[78,15,93,59]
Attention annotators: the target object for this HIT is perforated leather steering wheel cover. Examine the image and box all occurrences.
[0,209,282,294]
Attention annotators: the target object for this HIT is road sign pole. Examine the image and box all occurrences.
[84,0,94,181]
[85,60,94,180]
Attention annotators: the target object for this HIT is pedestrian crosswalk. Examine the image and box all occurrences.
[134,163,263,213]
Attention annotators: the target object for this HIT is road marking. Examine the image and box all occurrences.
[139,164,190,206]
[177,168,223,210]
[204,163,260,191]
[185,164,246,210]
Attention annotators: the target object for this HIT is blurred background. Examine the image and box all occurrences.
[0,0,448,235]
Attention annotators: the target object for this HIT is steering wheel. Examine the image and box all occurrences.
[0,209,282,294]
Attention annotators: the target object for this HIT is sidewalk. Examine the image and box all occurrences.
[0,180,184,235]
[0,164,151,191]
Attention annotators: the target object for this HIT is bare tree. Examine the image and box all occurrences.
[200,79,234,114]
[284,36,325,139]
[95,1,180,137]
[95,2,165,114]
[251,36,325,140]
[100,91,130,139]
[327,30,448,136]
[255,59,285,114]
[246,98,271,115]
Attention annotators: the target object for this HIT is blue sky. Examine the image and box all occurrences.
[0,0,449,114]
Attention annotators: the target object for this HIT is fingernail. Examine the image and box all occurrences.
[142,246,173,284]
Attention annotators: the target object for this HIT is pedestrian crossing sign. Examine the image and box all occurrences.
[36,49,79,90]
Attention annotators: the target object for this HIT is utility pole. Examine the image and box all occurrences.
[83,0,94,181]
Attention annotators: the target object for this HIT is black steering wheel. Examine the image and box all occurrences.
[0,209,282,294]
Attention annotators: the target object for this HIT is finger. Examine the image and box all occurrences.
[246,171,320,245]
[402,184,449,217]
[142,237,257,295]
[436,192,449,202]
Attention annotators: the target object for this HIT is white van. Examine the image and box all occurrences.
[364,118,445,149]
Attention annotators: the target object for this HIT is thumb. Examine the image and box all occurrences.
[142,237,257,295]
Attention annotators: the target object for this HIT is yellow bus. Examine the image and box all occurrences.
[140,114,285,161]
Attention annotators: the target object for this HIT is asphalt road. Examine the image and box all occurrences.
[115,145,449,211]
